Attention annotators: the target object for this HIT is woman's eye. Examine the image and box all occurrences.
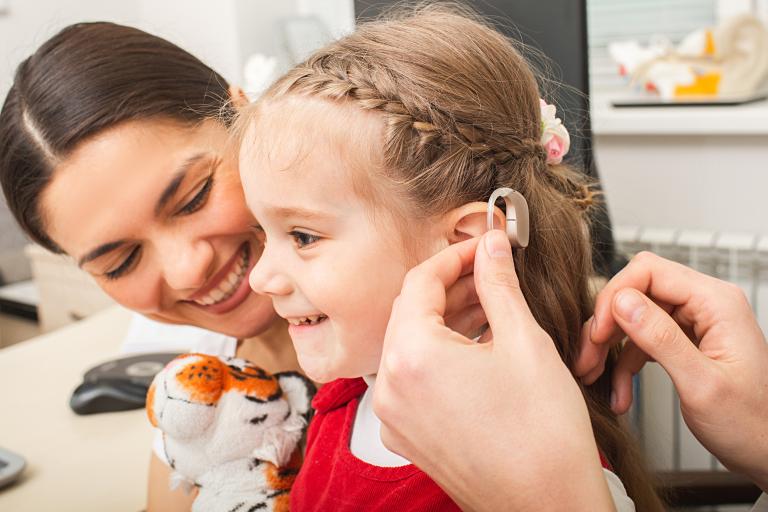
[104,246,141,280]
[290,230,320,249]
[178,176,213,215]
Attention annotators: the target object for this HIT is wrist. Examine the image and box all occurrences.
[512,452,616,512]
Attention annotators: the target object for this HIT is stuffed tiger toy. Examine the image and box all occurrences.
[147,353,315,512]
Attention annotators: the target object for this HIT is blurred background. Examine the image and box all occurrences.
[1,1,767,510]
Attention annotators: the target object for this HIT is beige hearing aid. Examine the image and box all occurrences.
[487,187,529,248]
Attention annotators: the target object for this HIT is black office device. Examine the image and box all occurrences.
[69,352,180,415]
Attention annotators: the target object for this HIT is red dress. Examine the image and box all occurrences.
[290,377,615,511]
[290,378,462,511]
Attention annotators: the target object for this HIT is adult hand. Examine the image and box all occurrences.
[373,231,614,512]
[576,251,768,491]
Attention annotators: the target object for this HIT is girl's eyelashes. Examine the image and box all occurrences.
[249,224,319,248]
[290,230,321,249]
[104,246,142,280]
[177,175,214,215]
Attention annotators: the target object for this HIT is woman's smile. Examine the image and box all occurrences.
[187,242,256,314]
[189,242,255,313]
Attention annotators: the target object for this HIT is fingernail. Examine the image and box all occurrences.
[589,314,598,341]
[485,230,512,259]
[615,289,645,324]
[610,391,617,409]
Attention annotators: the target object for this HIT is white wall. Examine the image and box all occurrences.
[595,133,768,236]
[0,0,355,112]
[0,0,142,101]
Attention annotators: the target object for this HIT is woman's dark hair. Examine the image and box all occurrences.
[0,22,234,253]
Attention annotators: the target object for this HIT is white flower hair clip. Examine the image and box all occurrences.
[539,99,571,165]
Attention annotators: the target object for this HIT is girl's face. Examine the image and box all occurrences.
[240,97,440,383]
[41,118,277,338]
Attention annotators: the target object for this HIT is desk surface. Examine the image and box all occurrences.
[0,306,153,512]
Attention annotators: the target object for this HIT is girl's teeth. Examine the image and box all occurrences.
[288,315,327,326]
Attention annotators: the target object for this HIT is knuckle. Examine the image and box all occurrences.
[381,344,425,381]
[379,427,401,454]
[648,317,680,350]
[400,268,421,290]
[632,250,658,267]
[686,375,728,410]
[481,268,521,294]
[371,387,393,422]
[722,281,749,306]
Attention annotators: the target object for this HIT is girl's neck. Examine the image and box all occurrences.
[235,318,301,374]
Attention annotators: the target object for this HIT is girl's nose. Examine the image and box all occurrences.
[248,247,292,297]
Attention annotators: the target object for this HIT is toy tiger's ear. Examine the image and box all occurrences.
[276,372,316,419]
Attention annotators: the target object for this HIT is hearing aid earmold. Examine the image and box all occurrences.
[487,187,529,249]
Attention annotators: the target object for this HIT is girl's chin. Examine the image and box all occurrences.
[296,357,336,384]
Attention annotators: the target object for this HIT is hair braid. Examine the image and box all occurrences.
[239,5,665,509]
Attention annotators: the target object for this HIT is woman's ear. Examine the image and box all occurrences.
[445,202,505,244]
[228,85,250,108]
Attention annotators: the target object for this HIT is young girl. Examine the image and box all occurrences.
[236,5,664,511]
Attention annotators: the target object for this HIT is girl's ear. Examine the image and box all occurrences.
[445,202,505,244]
[228,85,250,108]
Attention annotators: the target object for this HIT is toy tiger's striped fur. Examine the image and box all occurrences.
[147,354,314,512]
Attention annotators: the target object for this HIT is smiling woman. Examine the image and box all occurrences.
[0,22,297,512]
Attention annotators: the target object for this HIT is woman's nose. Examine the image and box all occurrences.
[161,238,214,292]
[248,246,292,297]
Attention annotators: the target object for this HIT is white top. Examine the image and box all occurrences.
[349,375,410,467]
[350,376,636,512]
[121,313,237,356]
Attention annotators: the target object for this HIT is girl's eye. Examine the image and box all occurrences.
[290,230,320,249]
[177,176,214,215]
[104,246,141,280]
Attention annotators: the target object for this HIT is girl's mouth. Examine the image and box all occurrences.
[286,314,328,326]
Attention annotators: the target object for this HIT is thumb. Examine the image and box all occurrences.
[474,230,538,338]
[612,288,711,393]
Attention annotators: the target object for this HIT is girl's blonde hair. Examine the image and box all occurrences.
[238,4,664,509]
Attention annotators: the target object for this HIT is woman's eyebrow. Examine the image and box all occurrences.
[154,152,208,215]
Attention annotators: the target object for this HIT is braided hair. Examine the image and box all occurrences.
[236,5,663,510]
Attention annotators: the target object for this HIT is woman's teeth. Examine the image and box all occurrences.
[194,247,250,306]
[287,315,328,326]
